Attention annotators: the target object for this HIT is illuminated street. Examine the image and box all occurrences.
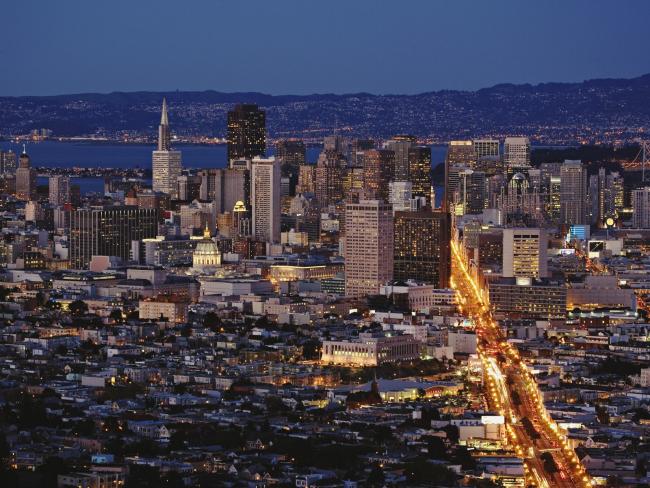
[450,238,592,488]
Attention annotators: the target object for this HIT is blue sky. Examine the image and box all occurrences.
[3,0,650,96]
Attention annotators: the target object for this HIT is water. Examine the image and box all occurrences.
[4,140,447,197]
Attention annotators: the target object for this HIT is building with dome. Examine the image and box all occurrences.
[192,225,221,272]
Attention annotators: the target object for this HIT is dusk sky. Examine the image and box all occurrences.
[4,0,650,96]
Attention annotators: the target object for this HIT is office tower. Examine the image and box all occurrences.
[408,146,432,206]
[314,150,345,208]
[560,160,588,226]
[227,104,266,161]
[502,228,548,279]
[296,165,316,194]
[343,167,364,201]
[251,156,281,243]
[455,169,486,215]
[70,206,158,269]
[473,139,501,174]
[385,135,416,181]
[632,187,650,228]
[504,137,531,167]
[590,168,624,225]
[393,209,450,287]
[499,172,543,225]
[15,147,36,201]
[444,141,474,210]
[180,200,217,236]
[199,168,249,214]
[152,99,182,198]
[276,139,305,196]
[474,139,500,160]
[350,139,375,167]
[177,175,202,201]
[0,150,16,174]
[275,139,306,166]
[344,200,394,297]
[49,175,70,206]
[323,135,347,154]
[389,181,413,213]
[548,176,562,222]
[363,149,395,201]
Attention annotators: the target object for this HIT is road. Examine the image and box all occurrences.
[450,239,592,488]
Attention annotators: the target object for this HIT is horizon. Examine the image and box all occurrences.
[2,72,650,99]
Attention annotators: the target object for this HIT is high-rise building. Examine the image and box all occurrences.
[227,104,266,161]
[385,135,416,181]
[251,156,281,243]
[199,168,249,214]
[444,141,474,210]
[393,209,450,287]
[473,139,501,174]
[0,150,17,174]
[502,228,548,279]
[560,160,588,226]
[548,176,562,222]
[275,139,306,166]
[152,99,182,198]
[363,149,395,202]
[15,147,36,201]
[296,165,316,194]
[177,174,202,201]
[504,137,531,167]
[70,206,158,269]
[590,168,624,225]
[632,187,650,228]
[388,181,413,213]
[344,200,394,297]
[408,146,432,206]
[49,175,70,206]
[455,169,486,215]
[314,150,345,208]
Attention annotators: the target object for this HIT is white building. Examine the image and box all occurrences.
[321,332,420,366]
[503,137,530,167]
[251,156,281,243]
[152,99,182,198]
[344,200,394,297]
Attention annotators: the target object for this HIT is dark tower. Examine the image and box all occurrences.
[227,104,266,161]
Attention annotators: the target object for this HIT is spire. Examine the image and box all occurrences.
[161,97,169,126]
[203,222,211,239]
[22,144,26,155]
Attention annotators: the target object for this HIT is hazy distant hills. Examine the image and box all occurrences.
[2,74,650,143]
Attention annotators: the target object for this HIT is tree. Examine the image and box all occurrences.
[367,464,385,486]
[180,325,193,338]
[203,311,221,329]
[69,299,88,316]
[109,308,123,323]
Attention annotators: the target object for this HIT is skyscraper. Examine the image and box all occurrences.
[363,149,395,202]
[70,206,158,269]
[275,139,306,166]
[504,137,531,167]
[444,141,474,210]
[560,160,588,226]
[344,200,394,297]
[456,169,486,215]
[227,104,266,161]
[473,139,501,174]
[152,99,182,199]
[0,150,16,175]
[15,147,36,201]
[502,228,548,279]
[251,156,281,243]
[632,187,650,228]
[49,175,70,206]
[408,146,432,206]
[385,135,416,181]
[314,150,345,208]
[393,209,450,287]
